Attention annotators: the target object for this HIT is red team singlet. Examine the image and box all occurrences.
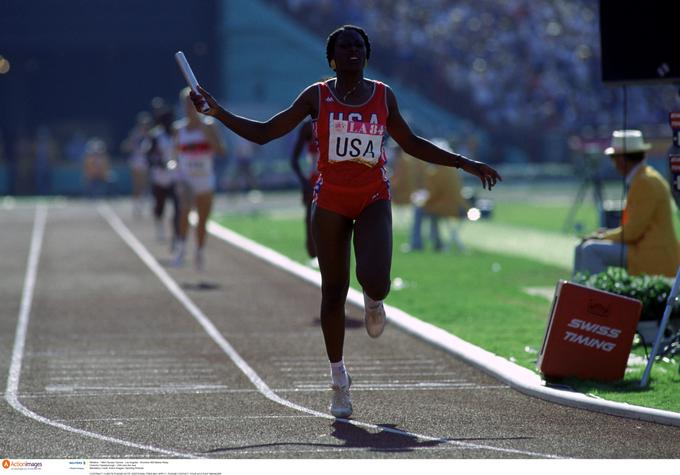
[312,79,390,219]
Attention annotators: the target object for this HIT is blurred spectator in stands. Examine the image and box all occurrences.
[0,130,17,196]
[0,129,4,163]
[82,138,111,199]
[64,130,87,162]
[272,0,677,161]
[34,126,56,195]
[122,111,153,218]
[12,130,33,195]
[0,129,9,194]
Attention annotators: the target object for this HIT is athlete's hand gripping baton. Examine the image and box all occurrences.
[174,51,209,113]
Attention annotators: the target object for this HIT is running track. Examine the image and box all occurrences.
[1,199,679,459]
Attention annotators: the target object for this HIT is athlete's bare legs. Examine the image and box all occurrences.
[311,199,392,363]
[311,205,352,363]
[353,200,392,302]
[194,192,213,249]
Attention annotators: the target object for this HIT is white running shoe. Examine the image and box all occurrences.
[171,241,186,267]
[330,374,352,418]
[363,292,386,338]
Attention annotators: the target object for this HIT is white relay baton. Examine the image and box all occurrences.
[174,51,209,112]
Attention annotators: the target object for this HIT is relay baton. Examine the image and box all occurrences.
[174,51,209,112]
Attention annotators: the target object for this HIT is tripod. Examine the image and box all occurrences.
[563,152,605,233]
[640,105,680,387]
[640,266,680,387]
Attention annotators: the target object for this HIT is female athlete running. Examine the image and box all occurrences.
[190,25,501,418]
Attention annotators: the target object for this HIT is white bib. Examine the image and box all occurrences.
[183,154,212,177]
[328,119,384,166]
[177,127,213,178]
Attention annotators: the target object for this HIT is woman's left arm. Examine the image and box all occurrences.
[385,86,501,190]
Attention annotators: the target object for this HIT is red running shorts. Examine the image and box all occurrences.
[313,176,390,219]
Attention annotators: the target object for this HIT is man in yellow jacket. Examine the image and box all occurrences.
[573,129,680,277]
[409,139,470,252]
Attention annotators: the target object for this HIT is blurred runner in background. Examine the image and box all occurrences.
[82,138,111,199]
[122,111,153,218]
[290,119,320,262]
[172,87,226,271]
[146,100,179,247]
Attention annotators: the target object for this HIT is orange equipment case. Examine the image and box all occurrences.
[538,280,642,381]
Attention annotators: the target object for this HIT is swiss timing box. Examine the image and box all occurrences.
[538,280,642,381]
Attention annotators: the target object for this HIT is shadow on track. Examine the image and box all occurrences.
[329,420,445,453]
[181,281,222,291]
[202,420,446,455]
[313,317,364,329]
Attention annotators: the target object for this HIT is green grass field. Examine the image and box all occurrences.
[213,187,680,413]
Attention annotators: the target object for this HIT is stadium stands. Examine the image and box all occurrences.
[270,0,679,163]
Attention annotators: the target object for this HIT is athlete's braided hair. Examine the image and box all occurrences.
[325,25,371,68]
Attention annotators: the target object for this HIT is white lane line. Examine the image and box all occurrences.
[19,385,512,400]
[3,205,198,459]
[47,369,216,377]
[101,203,562,459]
[20,389,262,399]
[55,415,318,423]
[295,382,481,389]
[45,384,229,392]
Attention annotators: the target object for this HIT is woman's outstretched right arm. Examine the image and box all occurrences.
[191,85,316,145]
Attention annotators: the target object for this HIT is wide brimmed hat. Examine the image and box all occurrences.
[604,129,651,155]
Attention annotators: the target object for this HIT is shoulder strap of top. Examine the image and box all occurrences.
[370,80,388,115]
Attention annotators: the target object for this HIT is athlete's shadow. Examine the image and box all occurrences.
[329,420,444,453]
[181,281,221,291]
[312,316,364,329]
[203,420,446,455]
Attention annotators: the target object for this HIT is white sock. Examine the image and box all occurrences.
[364,291,383,309]
[330,359,348,387]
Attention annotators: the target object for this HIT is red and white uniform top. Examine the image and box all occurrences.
[176,126,215,180]
[313,79,389,188]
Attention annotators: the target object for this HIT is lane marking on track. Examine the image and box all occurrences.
[18,385,511,401]
[101,203,562,459]
[3,204,199,459]
[54,415,318,423]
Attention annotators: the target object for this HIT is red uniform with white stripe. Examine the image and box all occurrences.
[176,125,217,194]
[312,79,390,218]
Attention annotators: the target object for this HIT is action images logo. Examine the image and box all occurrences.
[2,460,43,470]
